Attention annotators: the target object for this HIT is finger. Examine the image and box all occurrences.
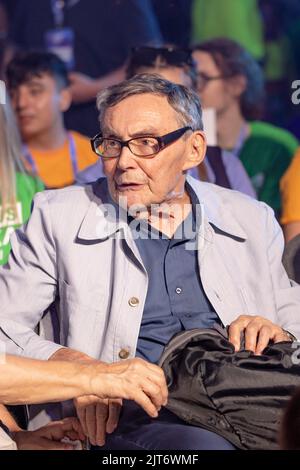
[142,380,165,410]
[244,323,260,352]
[63,421,85,441]
[145,367,168,405]
[38,437,74,451]
[133,391,159,418]
[95,402,109,447]
[273,330,291,344]
[75,404,88,436]
[61,418,85,441]
[36,421,75,442]
[86,405,98,446]
[106,401,122,435]
[151,376,168,406]
[255,325,272,355]
[228,317,248,351]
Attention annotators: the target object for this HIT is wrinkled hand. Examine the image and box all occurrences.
[12,418,85,450]
[228,315,292,355]
[77,357,168,446]
[74,396,121,447]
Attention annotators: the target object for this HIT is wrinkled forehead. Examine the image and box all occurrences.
[101,93,181,135]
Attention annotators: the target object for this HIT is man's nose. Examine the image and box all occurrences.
[117,145,138,170]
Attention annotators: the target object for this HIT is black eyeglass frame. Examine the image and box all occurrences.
[90,126,193,159]
[196,71,233,90]
[130,46,195,68]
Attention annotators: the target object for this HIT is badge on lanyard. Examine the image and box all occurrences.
[44,0,75,70]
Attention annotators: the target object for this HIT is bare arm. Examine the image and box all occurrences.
[0,353,94,405]
[0,404,21,432]
[283,221,300,243]
[0,349,168,414]
[68,67,126,104]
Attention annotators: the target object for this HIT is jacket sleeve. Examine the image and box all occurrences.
[0,192,63,360]
[265,203,300,340]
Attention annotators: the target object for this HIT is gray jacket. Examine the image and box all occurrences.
[0,175,299,364]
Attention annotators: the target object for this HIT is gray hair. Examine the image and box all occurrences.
[96,73,203,132]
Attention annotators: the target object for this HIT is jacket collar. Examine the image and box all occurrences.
[186,175,247,240]
[77,176,247,241]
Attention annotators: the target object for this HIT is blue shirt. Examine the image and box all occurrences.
[131,183,219,364]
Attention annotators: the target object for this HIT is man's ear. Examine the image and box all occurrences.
[183,130,207,171]
[59,87,72,112]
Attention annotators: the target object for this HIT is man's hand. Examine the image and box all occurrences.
[74,397,121,447]
[12,418,85,450]
[76,357,168,446]
[228,315,292,355]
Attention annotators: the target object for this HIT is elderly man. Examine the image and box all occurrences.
[0,75,299,450]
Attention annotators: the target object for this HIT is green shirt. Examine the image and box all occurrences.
[192,0,265,60]
[239,122,299,213]
[0,172,44,265]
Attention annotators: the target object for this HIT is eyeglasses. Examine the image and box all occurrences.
[129,46,195,68]
[196,71,232,91]
[91,126,192,159]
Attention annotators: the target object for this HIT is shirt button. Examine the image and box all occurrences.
[128,297,139,307]
[118,348,130,360]
[175,287,182,294]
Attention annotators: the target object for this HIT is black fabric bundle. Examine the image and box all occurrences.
[159,327,300,450]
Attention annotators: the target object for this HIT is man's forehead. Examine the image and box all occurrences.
[102,93,178,133]
[11,73,54,89]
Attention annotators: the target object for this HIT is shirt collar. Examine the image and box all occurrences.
[77,176,247,242]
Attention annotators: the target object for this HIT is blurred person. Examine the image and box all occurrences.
[6,51,98,189]
[9,0,162,136]
[0,99,43,265]
[0,0,14,80]
[0,354,167,450]
[192,37,299,214]
[280,148,300,242]
[0,75,299,449]
[192,0,265,61]
[78,46,256,200]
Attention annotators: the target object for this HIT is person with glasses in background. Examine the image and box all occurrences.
[192,38,299,216]
[0,74,298,450]
[77,45,256,200]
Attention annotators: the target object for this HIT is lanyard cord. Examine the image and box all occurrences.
[223,124,249,159]
[51,0,80,27]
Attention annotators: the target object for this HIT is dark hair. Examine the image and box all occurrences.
[193,38,264,120]
[6,50,70,90]
[126,46,198,90]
